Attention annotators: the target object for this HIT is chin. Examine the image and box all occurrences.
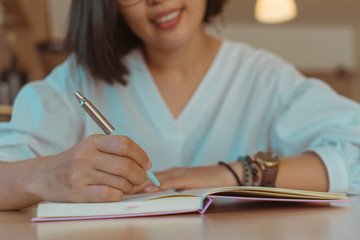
[154,40,189,50]
[149,30,200,50]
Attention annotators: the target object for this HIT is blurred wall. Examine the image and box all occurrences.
[207,24,355,71]
[220,0,360,101]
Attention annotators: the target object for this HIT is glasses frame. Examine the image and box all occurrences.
[118,0,143,7]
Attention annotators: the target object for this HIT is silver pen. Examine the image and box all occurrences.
[74,91,161,189]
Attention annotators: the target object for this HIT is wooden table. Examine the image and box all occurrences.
[0,196,359,240]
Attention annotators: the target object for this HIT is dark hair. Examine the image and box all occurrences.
[65,0,228,85]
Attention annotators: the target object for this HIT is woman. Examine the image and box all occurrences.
[0,0,359,210]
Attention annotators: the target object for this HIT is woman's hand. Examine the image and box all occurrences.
[132,163,242,194]
[27,134,152,203]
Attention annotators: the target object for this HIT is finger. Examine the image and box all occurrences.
[130,179,152,194]
[142,169,183,193]
[144,185,162,193]
[145,175,196,193]
[90,170,134,194]
[91,151,148,185]
[92,135,152,170]
[145,178,179,193]
[132,170,173,194]
[77,185,124,203]
[130,170,171,194]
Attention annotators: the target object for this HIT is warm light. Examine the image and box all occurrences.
[255,0,298,24]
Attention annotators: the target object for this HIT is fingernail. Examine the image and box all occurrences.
[146,161,152,170]
[145,186,156,192]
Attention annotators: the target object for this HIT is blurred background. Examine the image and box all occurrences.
[0,0,359,120]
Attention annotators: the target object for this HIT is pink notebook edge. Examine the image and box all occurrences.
[32,196,355,222]
[199,196,355,214]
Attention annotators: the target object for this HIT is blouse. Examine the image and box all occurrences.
[1,40,359,194]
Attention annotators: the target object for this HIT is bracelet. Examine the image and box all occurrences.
[246,155,260,186]
[237,156,250,186]
[218,161,242,186]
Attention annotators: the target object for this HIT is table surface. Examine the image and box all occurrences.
[1,196,359,240]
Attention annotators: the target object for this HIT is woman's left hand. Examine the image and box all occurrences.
[132,164,241,194]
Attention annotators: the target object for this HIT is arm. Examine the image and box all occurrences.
[220,152,329,192]
[136,152,329,193]
[275,152,329,192]
[0,135,151,211]
[0,159,43,210]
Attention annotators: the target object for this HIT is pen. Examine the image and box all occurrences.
[74,91,161,189]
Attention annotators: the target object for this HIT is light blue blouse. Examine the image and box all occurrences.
[1,40,359,194]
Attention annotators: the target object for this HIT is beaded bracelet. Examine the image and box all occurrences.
[237,156,250,186]
[246,155,260,186]
[218,161,243,186]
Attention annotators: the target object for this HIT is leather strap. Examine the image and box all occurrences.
[260,167,278,187]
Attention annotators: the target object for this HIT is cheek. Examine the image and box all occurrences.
[186,0,207,18]
[119,7,149,38]
[123,15,147,37]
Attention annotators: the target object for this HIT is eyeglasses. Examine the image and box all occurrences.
[118,0,143,7]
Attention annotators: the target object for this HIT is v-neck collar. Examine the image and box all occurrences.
[126,41,227,135]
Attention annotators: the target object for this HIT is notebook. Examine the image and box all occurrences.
[30,186,352,222]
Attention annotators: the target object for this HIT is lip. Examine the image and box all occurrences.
[151,8,183,30]
[151,8,182,21]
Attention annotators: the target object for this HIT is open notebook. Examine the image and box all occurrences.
[31,186,352,222]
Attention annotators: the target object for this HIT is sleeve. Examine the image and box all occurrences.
[0,80,83,161]
[270,69,360,194]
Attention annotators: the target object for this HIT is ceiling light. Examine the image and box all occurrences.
[255,0,298,24]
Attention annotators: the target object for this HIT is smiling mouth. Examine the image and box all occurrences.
[153,9,183,24]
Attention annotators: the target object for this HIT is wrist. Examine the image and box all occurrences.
[252,151,280,187]
[21,157,47,202]
[217,161,243,186]
[228,161,244,185]
[0,158,43,210]
[222,160,262,187]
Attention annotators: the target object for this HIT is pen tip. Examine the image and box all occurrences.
[74,91,84,103]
